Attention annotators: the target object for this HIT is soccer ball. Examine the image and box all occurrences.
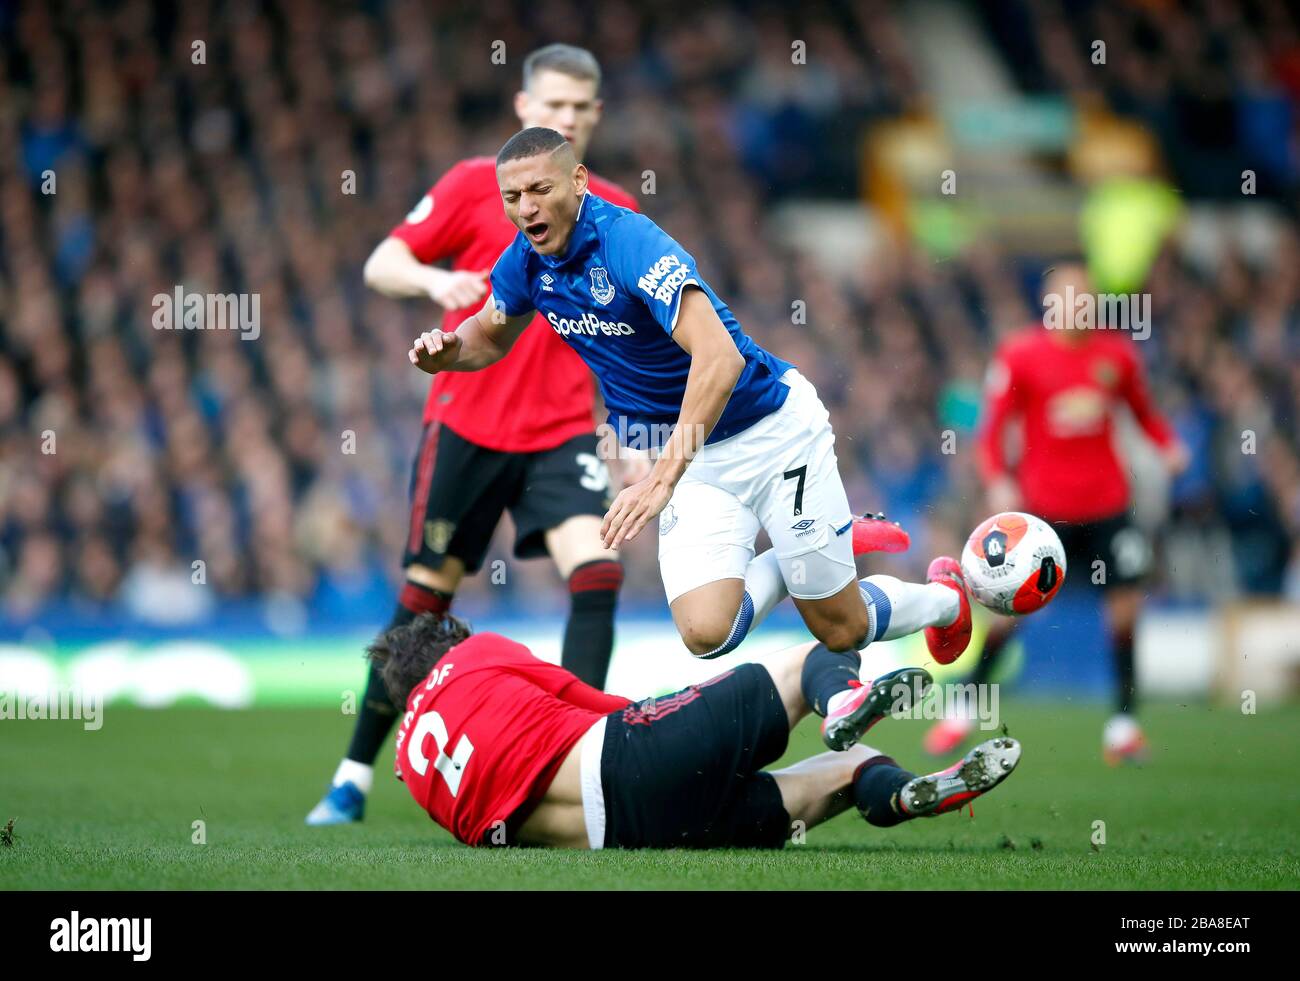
[960,512,1066,616]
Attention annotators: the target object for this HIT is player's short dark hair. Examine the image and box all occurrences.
[496,126,573,167]
[523,43,601,92]
[369,612,473,708]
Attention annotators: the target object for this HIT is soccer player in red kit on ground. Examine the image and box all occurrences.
[925,262,1189,765]
[307,45,644,825]
[378,613,1022,849]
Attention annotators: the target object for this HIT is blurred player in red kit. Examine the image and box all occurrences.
[926,262,1189,765]
[379,613,1021,849]
[308,45,644,825]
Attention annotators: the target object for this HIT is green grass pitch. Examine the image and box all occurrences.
[3,699,1297,890]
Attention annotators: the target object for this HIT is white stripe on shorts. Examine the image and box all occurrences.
[579,716,608,850]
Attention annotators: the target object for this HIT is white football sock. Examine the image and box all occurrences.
[745,548,788,629]
[333,759,374,795]
[859,575,959,642]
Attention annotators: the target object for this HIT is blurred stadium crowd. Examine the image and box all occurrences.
[1,0,1298,626]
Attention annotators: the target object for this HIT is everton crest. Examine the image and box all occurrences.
[589,266,616,305]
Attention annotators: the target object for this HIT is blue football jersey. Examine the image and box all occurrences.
[489,192,794,448]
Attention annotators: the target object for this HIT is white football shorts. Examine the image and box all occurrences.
[657,369,856,603]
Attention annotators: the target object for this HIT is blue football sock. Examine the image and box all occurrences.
[696,592,755,659]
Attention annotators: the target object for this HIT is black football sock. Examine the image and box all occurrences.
[969,626,1013,686]
[853,755,916,827]
[345,580,453,766]
[561,560,623,689]
[1112,626,1137,716]
[800,643,863,717]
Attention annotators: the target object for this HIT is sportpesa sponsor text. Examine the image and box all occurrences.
[546,310,636,337]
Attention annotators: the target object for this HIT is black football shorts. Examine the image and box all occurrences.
[598,662,793,849]
[1052,513,1152,590]
[403,423,612,574]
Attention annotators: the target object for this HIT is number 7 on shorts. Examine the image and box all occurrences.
[783,465,807,517]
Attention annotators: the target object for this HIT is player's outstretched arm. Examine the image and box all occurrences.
[600,288,744,548]
[364,237,490,309]
[408,296,533,375]
[1119,348,1190,475]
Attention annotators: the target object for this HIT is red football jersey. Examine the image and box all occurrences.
[977,328,1177,523]
[393,632,631,846]
[390,158,640,453]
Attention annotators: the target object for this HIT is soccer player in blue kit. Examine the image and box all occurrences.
[409,127,972,752]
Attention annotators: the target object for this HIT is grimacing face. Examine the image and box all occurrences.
[497,151,589,256]
[514,70,602,161]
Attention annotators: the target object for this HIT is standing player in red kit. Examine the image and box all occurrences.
[925,262,1189,765]
[308,45,642,825]
[378,613,1022,849]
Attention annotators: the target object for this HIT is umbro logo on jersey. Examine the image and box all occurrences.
[792,519,815,531]
[540,273,555,292]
